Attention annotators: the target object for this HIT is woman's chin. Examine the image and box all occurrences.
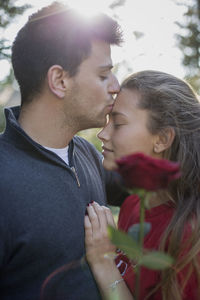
[103,159,117,171]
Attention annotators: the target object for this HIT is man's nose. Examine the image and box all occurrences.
[108,74,120,94]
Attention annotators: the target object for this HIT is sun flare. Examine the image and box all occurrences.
[61,0,111,18]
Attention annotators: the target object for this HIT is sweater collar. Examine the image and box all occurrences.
[3,106,75,167]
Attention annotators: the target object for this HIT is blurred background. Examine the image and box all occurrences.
[0,0,200,151]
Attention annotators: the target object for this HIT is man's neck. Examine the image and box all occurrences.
[18,99,76,148]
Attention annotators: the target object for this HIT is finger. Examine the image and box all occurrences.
[92,203,117,253]
[86,203,100,233]
[92,202,109,234]
[102,206,116,228]
[84,215,93,245]
[84,214,92,230]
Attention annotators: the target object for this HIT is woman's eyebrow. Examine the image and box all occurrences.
[111,111,126,117]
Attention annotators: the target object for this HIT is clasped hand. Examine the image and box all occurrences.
[84,202,116,267]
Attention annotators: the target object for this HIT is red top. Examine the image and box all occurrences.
[115,195,199,299]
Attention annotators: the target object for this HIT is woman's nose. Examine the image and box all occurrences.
[97,126,111,142]
[97,128,107,142]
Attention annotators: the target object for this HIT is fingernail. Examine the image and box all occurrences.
[87,203,90,207]
[90,200,94,204]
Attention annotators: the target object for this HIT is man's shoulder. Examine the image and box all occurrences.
[73,135,101,156]
[73,135,104,172]
[73,135,95,147]
[0,134,10,155]
[0,133,23,179]
[0,132,17,156]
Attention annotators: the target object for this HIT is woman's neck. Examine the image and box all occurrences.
[148,192,169,209]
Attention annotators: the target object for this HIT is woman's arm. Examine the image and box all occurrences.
[84,202,133,300]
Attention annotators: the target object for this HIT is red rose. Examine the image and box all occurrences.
[116,152,181,191]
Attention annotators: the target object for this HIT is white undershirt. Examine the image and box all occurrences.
[44,145,69,165]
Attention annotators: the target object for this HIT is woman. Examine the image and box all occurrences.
[84,70,200,300]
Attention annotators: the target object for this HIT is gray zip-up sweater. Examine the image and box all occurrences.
[0,106,125,300]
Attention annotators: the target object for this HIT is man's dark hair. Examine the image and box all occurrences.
[12,1,122,105]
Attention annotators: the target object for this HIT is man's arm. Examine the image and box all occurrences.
[105,169,129,206]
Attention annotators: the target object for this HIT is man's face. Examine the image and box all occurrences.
[65,40,120,131]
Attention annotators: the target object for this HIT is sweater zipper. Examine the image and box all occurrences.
[71,166,81,187]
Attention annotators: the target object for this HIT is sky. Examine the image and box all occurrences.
[0,0,187,83]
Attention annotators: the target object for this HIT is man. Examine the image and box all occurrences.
[0,2,124,300]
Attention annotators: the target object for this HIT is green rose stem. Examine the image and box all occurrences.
[134,193,146,300]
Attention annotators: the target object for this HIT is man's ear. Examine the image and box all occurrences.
[153,127,175,154]
[47,65,68,98]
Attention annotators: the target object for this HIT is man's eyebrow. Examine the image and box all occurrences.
[98,64,113,70]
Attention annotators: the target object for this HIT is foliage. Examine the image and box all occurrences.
[0,68,15,93]
[175,0,200,93]
[109,0,127,10]
[0,0,30,57]
[0,105,6,133]
[0,0,30,85]
[108,226,174,270]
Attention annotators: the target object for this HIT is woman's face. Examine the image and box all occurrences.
[98,116,118,171]
[98,88,161,170]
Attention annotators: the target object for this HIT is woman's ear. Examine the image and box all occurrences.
[153,127,175,154]
[47,65,68,98]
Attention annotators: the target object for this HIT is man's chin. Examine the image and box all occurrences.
[91,119,107,129]
[80,116,107,130]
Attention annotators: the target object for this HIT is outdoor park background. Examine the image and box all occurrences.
[0,0,199,152]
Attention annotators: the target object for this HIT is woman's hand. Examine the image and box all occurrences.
[84,201,116,267]
[84,202,134,300]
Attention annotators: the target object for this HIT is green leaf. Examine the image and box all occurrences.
[139,251,174,270]
[128,222,151,242]
[108,226,141,261]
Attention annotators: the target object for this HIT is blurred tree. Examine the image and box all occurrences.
[109,0,126,10]
[0,0,30,58]
[0,105,6,133]
[175,0,200,93]
[0,1,30,132]
[0,0,30,89]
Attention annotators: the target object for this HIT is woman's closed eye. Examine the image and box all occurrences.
[113,123,124,128]
[112,113,127,129]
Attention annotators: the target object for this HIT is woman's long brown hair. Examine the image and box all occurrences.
[122,70,200,299]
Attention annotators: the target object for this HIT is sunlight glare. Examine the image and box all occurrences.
[61,0,110,18]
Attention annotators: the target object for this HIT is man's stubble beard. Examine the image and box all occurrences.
[75,112,107,131]
[64,84,107,131]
